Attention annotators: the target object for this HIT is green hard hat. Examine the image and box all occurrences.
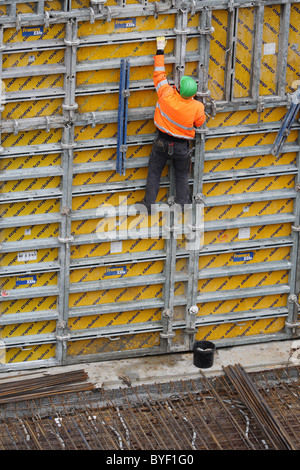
[180,76,197,98]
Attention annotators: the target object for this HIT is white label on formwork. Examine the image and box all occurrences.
[110,241,123,254]
[238,227,250,239]
[264,43,276,55]
[17,251,37,262]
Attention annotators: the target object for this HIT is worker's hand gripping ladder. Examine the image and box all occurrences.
[117,59,130,175]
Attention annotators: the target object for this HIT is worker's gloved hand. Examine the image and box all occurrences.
[156,36,167,51]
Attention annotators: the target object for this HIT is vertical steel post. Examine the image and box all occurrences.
[277,3,291,97]
[286,130,300,337]
[56,19,78,365]
[160,5,189,352]
[251,5,264,101]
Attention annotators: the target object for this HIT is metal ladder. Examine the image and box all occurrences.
[117,58,130,175]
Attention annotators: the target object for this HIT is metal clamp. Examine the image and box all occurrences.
[198,26,215,35]
[160,332,175,339]
[61,142,76,150]
[194,193,206,204]
[62,103,78,111]
[58,236,74,244]
[64,39,80,48]
[174,27,189,35]
[44,11,50,28]
[288,294,300,310]
[61,207,71,216]
[122,89,130,99]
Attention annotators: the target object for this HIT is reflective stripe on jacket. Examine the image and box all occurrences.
[153,54,206,140]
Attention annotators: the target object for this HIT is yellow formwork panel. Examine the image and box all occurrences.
[0,296,57,316]
[260,4,280,96]
[0,320,56,339]
[0,223,59,244]
[234,7,255,98]
[77,89,158,113]
[204,199,293,222]
[208,9,229,101]
[204,175,295,198]
[197,293,287,317]
[1,271,58,292]
[195,317,286,342]
[1,154,61,172]
[196,246,290,271]
[204,152,297,174]
[286,4,300,93]
[3,23,66,45]
[71,201,167,238]
[3,49,65,70]
[205,129,298,152]
[73,166,150,186]
[0,247,59,268]
[69,260,164,284]
[3,74,64,94]
[69,284,163,308]
[73,144,152,164]
[2,98,63,119]
[1,175,61,194]
[70,238,165,260]
[69,308,161,331]
[0,199,61,219]
[72,189,164,211]
[74,120,155,142]
[4,344,56,364]
[1,128,62,149]
[202,223,292,246]
[198,270,289,294]
[67,331,160,357]
[207,107,287,129]
[78,14,176,37]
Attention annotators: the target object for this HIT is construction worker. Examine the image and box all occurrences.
[141,36,206,213]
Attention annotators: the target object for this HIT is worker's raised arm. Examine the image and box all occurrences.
[153,37,172,99]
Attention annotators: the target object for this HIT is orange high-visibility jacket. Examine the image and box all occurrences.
[153,54,206,140]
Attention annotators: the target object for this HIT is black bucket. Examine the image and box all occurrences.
[193,340,216,369]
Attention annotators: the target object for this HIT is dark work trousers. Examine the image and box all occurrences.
[143,134,191,210]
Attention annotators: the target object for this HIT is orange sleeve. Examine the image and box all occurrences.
[153,54,172,98]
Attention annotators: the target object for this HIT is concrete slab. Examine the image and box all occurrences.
[84,339,300,389]
[1,339,299,390]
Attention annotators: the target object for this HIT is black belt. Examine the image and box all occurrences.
[157,129,188,144]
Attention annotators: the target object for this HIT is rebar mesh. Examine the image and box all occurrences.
[0,365,299,450]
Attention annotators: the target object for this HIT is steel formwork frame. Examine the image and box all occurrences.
[0,0,299,371]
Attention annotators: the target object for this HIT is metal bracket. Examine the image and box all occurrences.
[58,236,74,244]
[122,89,130,99]
[62,103,78,111]
[198,26,215,35]
[162,308,172,318]
[257,97,265,114]
[44,11,50,28]
[292,225,300,232]
[61,207,71,216]
[288,294,300,310]
[194,193,206,204]
[285,320,300,329]
[160,332,175,339]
